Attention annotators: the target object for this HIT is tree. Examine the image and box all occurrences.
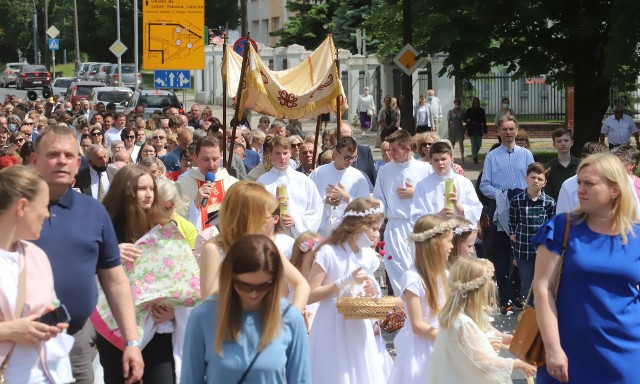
[273,0,339,49]
[366,0,640,152]
[332,0,372,53]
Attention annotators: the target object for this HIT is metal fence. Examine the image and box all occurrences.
[609,85,640,119]
[465,75,566,121]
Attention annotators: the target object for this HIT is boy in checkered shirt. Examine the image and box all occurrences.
[509,162,556,304]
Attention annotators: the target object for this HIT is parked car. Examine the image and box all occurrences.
[15,65,51,89]
[0,62,29,87]
[92,64,114,83]
[108,63,143,90]
[84,63,106,81]
[51,77,78,97]
[76,62,98,79]
[87,86,133,113]
[64,80,106,105]
[124,89,182,119]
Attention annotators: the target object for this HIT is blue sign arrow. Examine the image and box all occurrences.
[48,38,59,51]
[153,70,191,89]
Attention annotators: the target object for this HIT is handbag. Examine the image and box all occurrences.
[380,307,406,333]
[0,262,27,384]
[366,108,374,117]
[509,213,571,366]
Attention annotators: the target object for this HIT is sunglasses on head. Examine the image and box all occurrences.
[233,279,274,294]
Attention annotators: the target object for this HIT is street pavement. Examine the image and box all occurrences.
[2,85,536,382]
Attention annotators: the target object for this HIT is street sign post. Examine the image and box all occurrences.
[48,39,59,50]
[233,36,258,57]
[142,0,205,70]
[154,70,191,89]
[393,43,425,77]
[48,38,59,82]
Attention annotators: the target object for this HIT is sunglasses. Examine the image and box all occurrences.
[126,135,136,139]
[91,132,103,137]
[24,122,34,125]
[152,135,166,140]
[421,142,434,147]
[15,138,25,143]
[233,279,274,294]
[290,143,301,148]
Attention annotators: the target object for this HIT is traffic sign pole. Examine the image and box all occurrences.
[52,50,56,82]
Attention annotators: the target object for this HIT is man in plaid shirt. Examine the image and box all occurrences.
[509,162,556,303]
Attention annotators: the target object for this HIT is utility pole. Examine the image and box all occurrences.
[44,0,49,68]
[32,1,39,64]
[116,0,122,85]
[134,0,139,91]
[73,0,81,70]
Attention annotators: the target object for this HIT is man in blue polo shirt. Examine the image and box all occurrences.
[480,114,534,315]
[30,125,144,384]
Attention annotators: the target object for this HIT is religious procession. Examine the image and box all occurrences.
[1,28,640,384]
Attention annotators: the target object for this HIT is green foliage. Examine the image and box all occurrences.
[362,0,402,59]
[332,0,372,53]
[273,0,339,49]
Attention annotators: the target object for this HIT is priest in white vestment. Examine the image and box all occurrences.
[310,136,371,237]
[257,136,323,237]
[373,130,432,295]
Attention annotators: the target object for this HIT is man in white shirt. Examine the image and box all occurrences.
[373,129,432,295]
[257,136,323,237]
[599,105,639,149]
[310,136,370,237]
[104,112,127,148]
[427,89,442,133]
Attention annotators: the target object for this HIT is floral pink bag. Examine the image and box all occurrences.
[91,222,201,349]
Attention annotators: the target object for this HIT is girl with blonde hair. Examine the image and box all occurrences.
[289,231,321,329]
[199,181,310,311]
[449,216,479,265]
[388,215,454,384]
[181,234,311,383]
[428,258,536,383]
[307,198,390,384]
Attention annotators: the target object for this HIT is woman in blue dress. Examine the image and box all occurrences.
[533,153,640,383]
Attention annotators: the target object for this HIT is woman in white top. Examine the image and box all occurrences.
[414,95,433,133]
[0,166,69,384]
[427,258,536,384]
[355,87,376,136]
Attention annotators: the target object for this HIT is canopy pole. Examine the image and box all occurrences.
[335,50,342,141]
[311,115,322,170]
[227,34,251,169]
[222,33,228,166]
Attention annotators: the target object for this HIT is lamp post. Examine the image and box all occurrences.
[31,0,39,64]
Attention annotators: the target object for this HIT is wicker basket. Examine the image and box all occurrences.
[336,296,396,320]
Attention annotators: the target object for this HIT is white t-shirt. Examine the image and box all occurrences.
[0,248,49,383]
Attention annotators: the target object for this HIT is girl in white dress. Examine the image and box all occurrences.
[427,258,537,384]
[289,231,321,330]
[449,217,479,266]
[307,198,390,384]
[388,215,455,384]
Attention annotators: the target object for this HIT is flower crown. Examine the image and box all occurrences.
[299,238,320,253]
[449,264,495,294]
[343,206,384,219]
[453,223,478,236]
[409,219,458,242]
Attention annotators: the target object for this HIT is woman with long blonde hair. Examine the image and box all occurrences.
[199,181,310,311]
[428,258,536,383]
[388,215,453,384]
[181,234,311,383]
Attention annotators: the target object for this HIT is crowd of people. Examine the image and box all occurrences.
[0,90,639,384]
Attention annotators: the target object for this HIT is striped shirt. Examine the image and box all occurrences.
[479,145,534,199]
[509,190,556,260]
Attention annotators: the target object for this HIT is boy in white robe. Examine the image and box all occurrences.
[310,136,371,237]
[373,130,432,295]
[411,141,483,225]
[257,136,323,237]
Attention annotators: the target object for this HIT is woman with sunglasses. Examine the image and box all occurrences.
[120,127,141,162]
[9,132,26,150]
[181,234,311,384]
[199,181,310,311]
[90,125,107,149]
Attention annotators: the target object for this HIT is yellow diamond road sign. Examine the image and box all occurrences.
[142,0,205,70]
[393,44,425,76]
[46,26,60,39]
[109,40,128,58]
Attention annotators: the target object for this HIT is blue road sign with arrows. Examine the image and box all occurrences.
[48,38,59,51]
[153,70,191,89]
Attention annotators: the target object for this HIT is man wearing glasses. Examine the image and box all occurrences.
[310,136,370,237]
[599,105,639,150]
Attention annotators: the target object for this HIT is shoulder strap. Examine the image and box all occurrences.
[236,305,292,384]
[554,213,572,298]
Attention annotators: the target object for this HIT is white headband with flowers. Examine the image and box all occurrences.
[342,206,384,219]
[409,219,458,242]
[449,263,494,294]
[453,223,478,236]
